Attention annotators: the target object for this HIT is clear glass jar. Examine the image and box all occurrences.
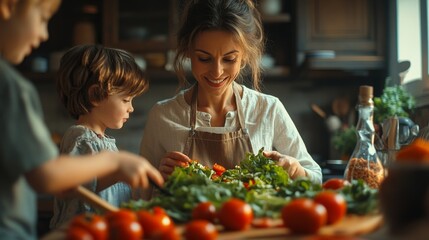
[344,85,385,189]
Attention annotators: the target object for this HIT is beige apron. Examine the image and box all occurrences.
[183,84,253,169]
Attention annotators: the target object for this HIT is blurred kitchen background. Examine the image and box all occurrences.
[18,0,429,172]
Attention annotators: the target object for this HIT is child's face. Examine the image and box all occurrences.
[1,0,61,64]
[90,92,135,131]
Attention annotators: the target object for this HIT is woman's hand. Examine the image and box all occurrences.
[159,151,191,180]
[263,151,307,179]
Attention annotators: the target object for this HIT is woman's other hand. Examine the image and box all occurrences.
[263,151,307,179]
[159,151,191,180]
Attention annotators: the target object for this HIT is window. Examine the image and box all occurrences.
[394,0,429,106]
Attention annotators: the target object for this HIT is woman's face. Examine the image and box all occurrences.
[190,30,243,96]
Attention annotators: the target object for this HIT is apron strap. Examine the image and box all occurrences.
[189,84,198,131]
[233,83,247,132]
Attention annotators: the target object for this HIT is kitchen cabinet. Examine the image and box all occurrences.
[257,0,295,77]
[297,0,387,70]
[103,0,178,53]
[103,0,180,72]
[102,0,295,78]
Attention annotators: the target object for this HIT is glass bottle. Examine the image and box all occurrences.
[344,85,384,189]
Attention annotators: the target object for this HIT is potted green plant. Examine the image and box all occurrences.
[373,85,416,125]
[331,126,357,160]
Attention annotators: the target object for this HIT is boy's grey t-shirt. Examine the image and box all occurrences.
[50,125,132,228]
[0,57,58,240]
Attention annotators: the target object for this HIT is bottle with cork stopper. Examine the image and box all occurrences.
[344,85,385,189]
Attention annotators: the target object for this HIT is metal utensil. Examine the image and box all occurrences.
[149,179,172,196]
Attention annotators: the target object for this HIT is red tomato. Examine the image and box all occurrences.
[66,226,94,240]
[192,202,217,222]
[322,178,350,190]
[68,213,107,240]
[183,220,218,240]
[213,163,226,176]
[314,191,347,224]
[136,207,174,239]
[243,179,256,190]
[281,198,327,234]
[218,198,254,231]
[105,209,143,240]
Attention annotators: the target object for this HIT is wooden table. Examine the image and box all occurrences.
[42,214,382,240]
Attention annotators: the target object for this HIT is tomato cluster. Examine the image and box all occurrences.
[66,178,350,239]
[66,208,177,240]
[67,213,108,240]
[191,198,254,231]
[282,178,348,234]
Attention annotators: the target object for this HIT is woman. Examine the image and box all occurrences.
[140,0,322,188]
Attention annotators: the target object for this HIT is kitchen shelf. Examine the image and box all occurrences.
[305,56,385,70]
[262,13,291,23]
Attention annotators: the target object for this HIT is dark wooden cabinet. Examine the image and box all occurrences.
[103,0,178,54]
[257,0,295,77]
[297,0,387,70]
[102,0,295,78]
[102,0,179,73]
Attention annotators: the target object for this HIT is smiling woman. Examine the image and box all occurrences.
[139,0,322,192]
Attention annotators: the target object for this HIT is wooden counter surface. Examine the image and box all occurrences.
[41,214,383,240]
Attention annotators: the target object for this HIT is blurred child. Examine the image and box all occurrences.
[50,44,149,228]
[0,1,163,239]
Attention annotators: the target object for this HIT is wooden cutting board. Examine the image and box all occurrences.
[42,214,382,240]
[217,214,383,240]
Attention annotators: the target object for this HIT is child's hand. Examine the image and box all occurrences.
[263,151,307,179]
[115,151,164,188]
[159,151,191,180]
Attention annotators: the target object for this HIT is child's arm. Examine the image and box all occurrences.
[24,151,163,195]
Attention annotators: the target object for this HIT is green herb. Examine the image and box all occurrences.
[374,85,415,124]
[340,179,379,215]
[122,149,379,222]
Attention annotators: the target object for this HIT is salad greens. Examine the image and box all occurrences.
[122,148,379,222]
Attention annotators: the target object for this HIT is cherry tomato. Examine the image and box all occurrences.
[66,226,94,240]
[281,198,327,234]
[322,178,350,190]
[218,198,254,231]
[192,202,217,222]
[68,213,107,240]
[183,220,218,240]
[136,207,174,239]
[243,179,256,190]
[314,191,347,224]
[212,163,226,176]
[105,209,143,240]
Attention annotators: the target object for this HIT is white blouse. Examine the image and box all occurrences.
[140,85,322,183]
